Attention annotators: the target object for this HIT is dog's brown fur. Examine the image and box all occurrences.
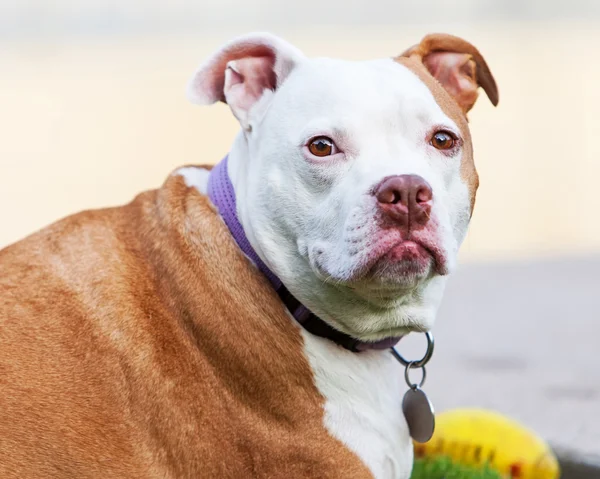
[396,33,499,214]
[0,172,371,478]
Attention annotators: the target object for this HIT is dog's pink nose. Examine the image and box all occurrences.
[374,175,433,227]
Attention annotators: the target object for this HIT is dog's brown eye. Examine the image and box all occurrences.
[308,137,335,157]
[431,131,455,150]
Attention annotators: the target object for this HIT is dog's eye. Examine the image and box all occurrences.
[308,137,336,157]
[430,131,456,150]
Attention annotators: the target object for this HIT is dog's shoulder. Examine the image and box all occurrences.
[0,167,374,478]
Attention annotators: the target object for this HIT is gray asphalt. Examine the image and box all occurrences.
[397,256,600,459]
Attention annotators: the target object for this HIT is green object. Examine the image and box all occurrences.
[411,456,502,479]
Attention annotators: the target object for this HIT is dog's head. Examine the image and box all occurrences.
[188,33,498,341]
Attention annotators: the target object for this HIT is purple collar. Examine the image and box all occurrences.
[207,156,402,353]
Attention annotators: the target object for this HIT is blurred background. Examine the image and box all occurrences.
[1,0,599,461]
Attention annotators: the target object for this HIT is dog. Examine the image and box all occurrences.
[0,32,497,478]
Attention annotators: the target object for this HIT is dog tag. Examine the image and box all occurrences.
[393,334,436,443]
[402,386,435,443]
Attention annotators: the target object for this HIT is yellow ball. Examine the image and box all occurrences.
[414,409,560,479]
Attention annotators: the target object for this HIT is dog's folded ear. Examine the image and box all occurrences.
[400,34,498,113]
[187,33,304,130]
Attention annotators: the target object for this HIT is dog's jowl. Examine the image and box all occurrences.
[0,33,497,478]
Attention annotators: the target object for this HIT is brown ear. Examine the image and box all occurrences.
[400,33,499,113]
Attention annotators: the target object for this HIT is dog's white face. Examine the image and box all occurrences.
[189,33,497,341]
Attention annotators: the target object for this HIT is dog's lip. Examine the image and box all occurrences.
[366,237,448,278]
[418,240,448,275]
[370,239,429,270]
[389,240,426,254]
[306,234,448,286]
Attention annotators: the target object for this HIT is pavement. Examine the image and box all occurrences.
[398,255,600,462]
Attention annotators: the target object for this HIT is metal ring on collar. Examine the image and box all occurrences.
[391,331,434,368]
[404,361,427,389]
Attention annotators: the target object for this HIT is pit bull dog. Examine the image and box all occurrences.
[0,33,498,478]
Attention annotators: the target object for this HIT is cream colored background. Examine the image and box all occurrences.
[2,22,599,261]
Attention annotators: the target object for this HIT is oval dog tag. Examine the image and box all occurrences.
[402,387,435,443]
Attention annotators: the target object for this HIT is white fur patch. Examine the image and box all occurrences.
[301,330,413,479]
[174,166,211,195]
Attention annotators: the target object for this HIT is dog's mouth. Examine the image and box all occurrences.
[368,238,448,279]
[308,233,448,291]
[347,232,447,285]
